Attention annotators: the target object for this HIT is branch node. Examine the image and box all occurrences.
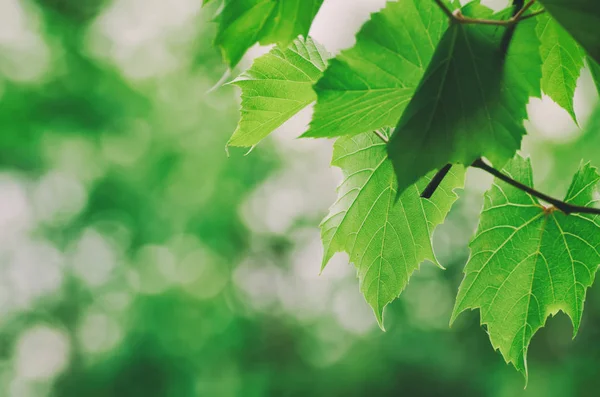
[471,158,600,217]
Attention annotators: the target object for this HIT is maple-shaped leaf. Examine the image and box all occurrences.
[538,0,600,65]
[302,0,449,139]
[228,37,328,147]
[452,155,600,378]
[387,1,541,196]
[214,0,324,67]
[321,130,465,327]
[537,13,585,122]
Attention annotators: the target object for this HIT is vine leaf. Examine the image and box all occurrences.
[302,0,449,139]
[387,1,541,197]
[537,13,584,123]
[321,130,465,328]
[538,0,600,65]
[214,0,324,67]
[228,37,328,147]
[452,155,600,379]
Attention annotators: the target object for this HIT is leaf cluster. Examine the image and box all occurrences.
[208,0,600,380]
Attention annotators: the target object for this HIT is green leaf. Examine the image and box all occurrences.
[387,2,541,196]
[321,130,465,328]
[302,0,449,138]
[538,0,600,65]
[537,13,584,122]
[214,0,324,67]
[589,57,600,96]
[452,155,600,378]
[228,37,328,147]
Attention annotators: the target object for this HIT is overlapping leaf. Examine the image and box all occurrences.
[539,0,600,65]
[589,57,600,96]
[214,0,324,67]
[302,0,449,138]
[321,130,465,327]
[228,37,328,147]
[387,2,542,196]
[452,155,600,378]
[537,13,585,122]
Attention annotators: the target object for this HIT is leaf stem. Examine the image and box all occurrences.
[421,164,453,199]
[471,158,600,216]
[518,9,545,22]
[432,0,455,20]
[374,130,389,143]
[513,0,536,20]
[431,0,544,27]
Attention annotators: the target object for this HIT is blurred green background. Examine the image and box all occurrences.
[1,0,600,396]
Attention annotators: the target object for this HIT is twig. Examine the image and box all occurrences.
[373,130,389,143]
[513,0,536,20]
[518,9,545,22]
[472,158,600,216]
[431,0,545,27]
[421,164,453,199]
[432,0,455,20]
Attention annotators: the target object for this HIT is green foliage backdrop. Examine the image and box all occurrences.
[2,0,600,396]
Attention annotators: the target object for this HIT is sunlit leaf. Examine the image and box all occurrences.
[228,37,328,147]
[537,13,584,122]
[452,155,600,378]
[321,129,464,327]
[538,0,600,65]
[214,0,323,67]
[302,0,449,138]
[387,2,541,196]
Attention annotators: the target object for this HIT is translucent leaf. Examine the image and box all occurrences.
[321,130,465,327]
[302,0,449,138]
[387,2,541,196]
[228,37,328,147]
[538,0,600,65]
[537,13,584,122]
[452,155,600,379]
[214,0,324,67]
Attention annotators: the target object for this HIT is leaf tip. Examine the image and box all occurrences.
[376,315,386,332]
[207,68,233,93]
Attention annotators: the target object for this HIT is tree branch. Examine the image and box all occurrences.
[431,0,544,27]
[513,0,535,20]
[471,158,600,216]
[432,0,455,20]
[518,9,545,22]
[421,164,453,199]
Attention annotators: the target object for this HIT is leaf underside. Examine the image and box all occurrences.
[387,2,541,196]
[215,0,324,67]
[538,0,600,66]
[321,129,465,328]
[452,155,600,378]
[303,0,449,139]
[228,37,328,147]
[537,13,584,122]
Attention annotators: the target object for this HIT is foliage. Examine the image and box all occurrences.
[4,0,600,394]
[452,155,600,377]
[221,0,600,381]
[227,37,328,147]
[320,129,464,327]
[210,0,324,67]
